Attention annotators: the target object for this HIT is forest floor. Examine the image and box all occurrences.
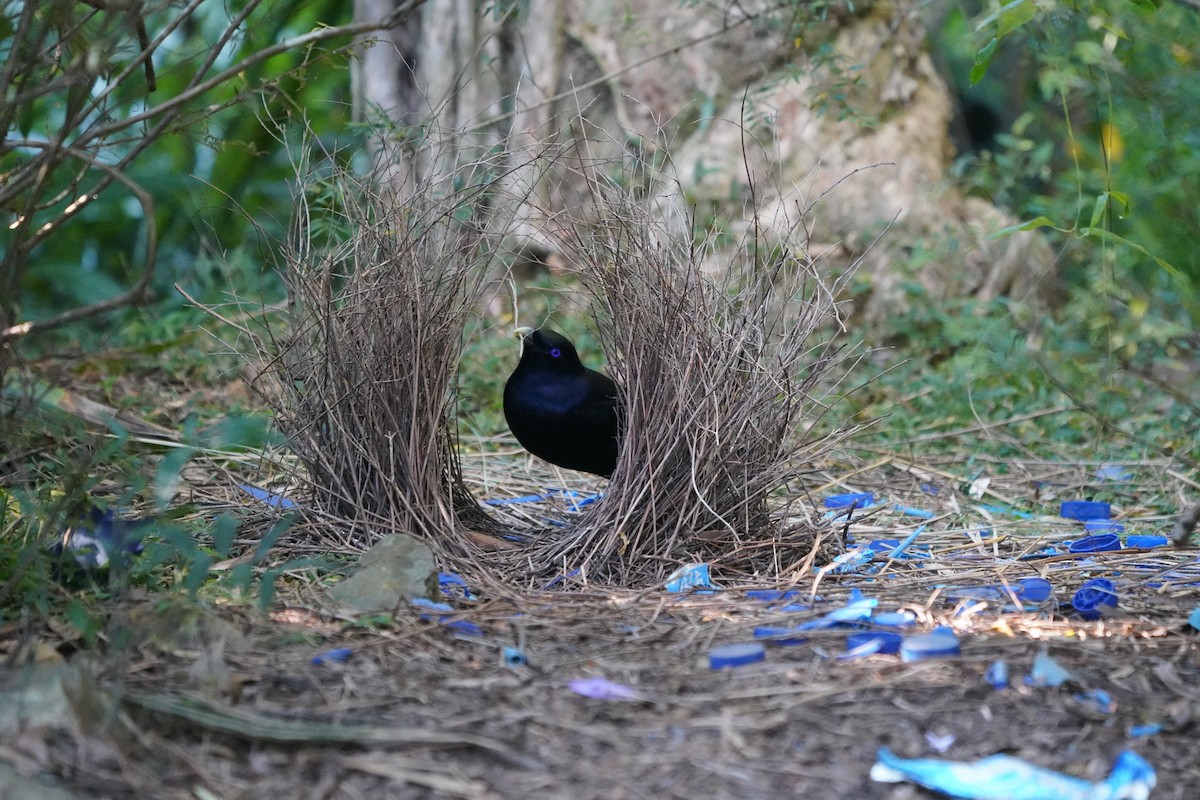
[4,429,1199,799]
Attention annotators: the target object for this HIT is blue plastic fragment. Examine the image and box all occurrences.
[1096,464,1133,481]
[502,646,527,667]
[825,492,875,509]
[894,504,936,519]
[568,676,641,700]
[665,563,716,593]
[1125,534,1168,549]
[438,572,475,600]
[1189,607,1200,631]
[825,547,876,574]
[884,525,928,560]
[1068,534,1122,553]
[1026,651,1073,687]
[900,629,960,662]
[985,661,1009,689]
[1072,578,1118,620]
[1060,500,1112,521]
[870,747,1156,800]
[946,577,1052,607]
[411,597,484,636]
[1084,520,1125,533]
[1128,723,1162,738]
[753,626,808,646]
[311,647,352,665]
[709,643,766,669]
[846,631,902,655]
[238,484,298,510]
[872,610,918,627]
[745,589,800,602]
[977,504,1034,519]
[920,483,941,495]
[1075,689,1115,714]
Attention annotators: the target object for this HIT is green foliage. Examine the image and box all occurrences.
[939,0,1200,315]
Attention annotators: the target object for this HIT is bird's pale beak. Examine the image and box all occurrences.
[512,326,535,340]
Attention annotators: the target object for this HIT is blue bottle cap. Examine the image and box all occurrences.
[847,631,902,655]
[1015,577,1053,603]
[709,643,766,669]
[1071,578,1118,620]
[900,631,960,662]
[872,611,918,627]
[1060,500,1111,521]
[1068,534,1122,553]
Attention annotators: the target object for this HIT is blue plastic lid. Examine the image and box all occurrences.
[1015,577,1053,603]
[709,643,766,669]
[1071,578,1118,620]
[1069,534,1122,553]
[1060,500,1111,520]
[847,631,902,655]
[1084,520,1125,532]
[900,630,960,662]
[825,492,875,509]
[1126,534,1168,549]
[985,660,1009,689]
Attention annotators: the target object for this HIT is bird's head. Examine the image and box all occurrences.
[513,326,584,373]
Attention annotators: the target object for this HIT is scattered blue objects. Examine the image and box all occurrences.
[846,631,902,656]
[438,571,475,600]
[1072,578,1118,620]
[1068,534,1122,553]
[1060,500,1111,521]
[665,563,716,593]
[946,577,1052,607]
[824,492,875,509]
[483,488,602,512]
[900,629,960,662]
[1026,651,1073,687]
[985,661,1009,690]
[870,747,1156,800]
[709,642,765,669]
[311,647,352,665]
[238,484,298,510]
[411,597,484,636]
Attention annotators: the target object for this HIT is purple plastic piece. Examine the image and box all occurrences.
[568,677,640,701]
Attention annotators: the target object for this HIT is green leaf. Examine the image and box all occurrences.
[991,216,1059,238]
[997,0,1037,38]
[970,38,999,85]
[1079,228,1181,279]
[1088,193,1109,229]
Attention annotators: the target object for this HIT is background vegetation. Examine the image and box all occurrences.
[1,0,1197,612]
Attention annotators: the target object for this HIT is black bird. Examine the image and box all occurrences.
[503,327,622,478]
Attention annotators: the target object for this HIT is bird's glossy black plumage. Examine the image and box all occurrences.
[503,328,621,478]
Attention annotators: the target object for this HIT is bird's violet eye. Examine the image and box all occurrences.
[550,347,561,358]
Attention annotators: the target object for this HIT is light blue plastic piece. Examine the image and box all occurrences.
[1125,534,1168,549]
[1190,607,1200,631]
[870,748,1155,800]
[899,629,960,662]
[1026,651,1072,687]
[824,492,875,508]
[665,563,715,593]
[985,661,1009,689]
